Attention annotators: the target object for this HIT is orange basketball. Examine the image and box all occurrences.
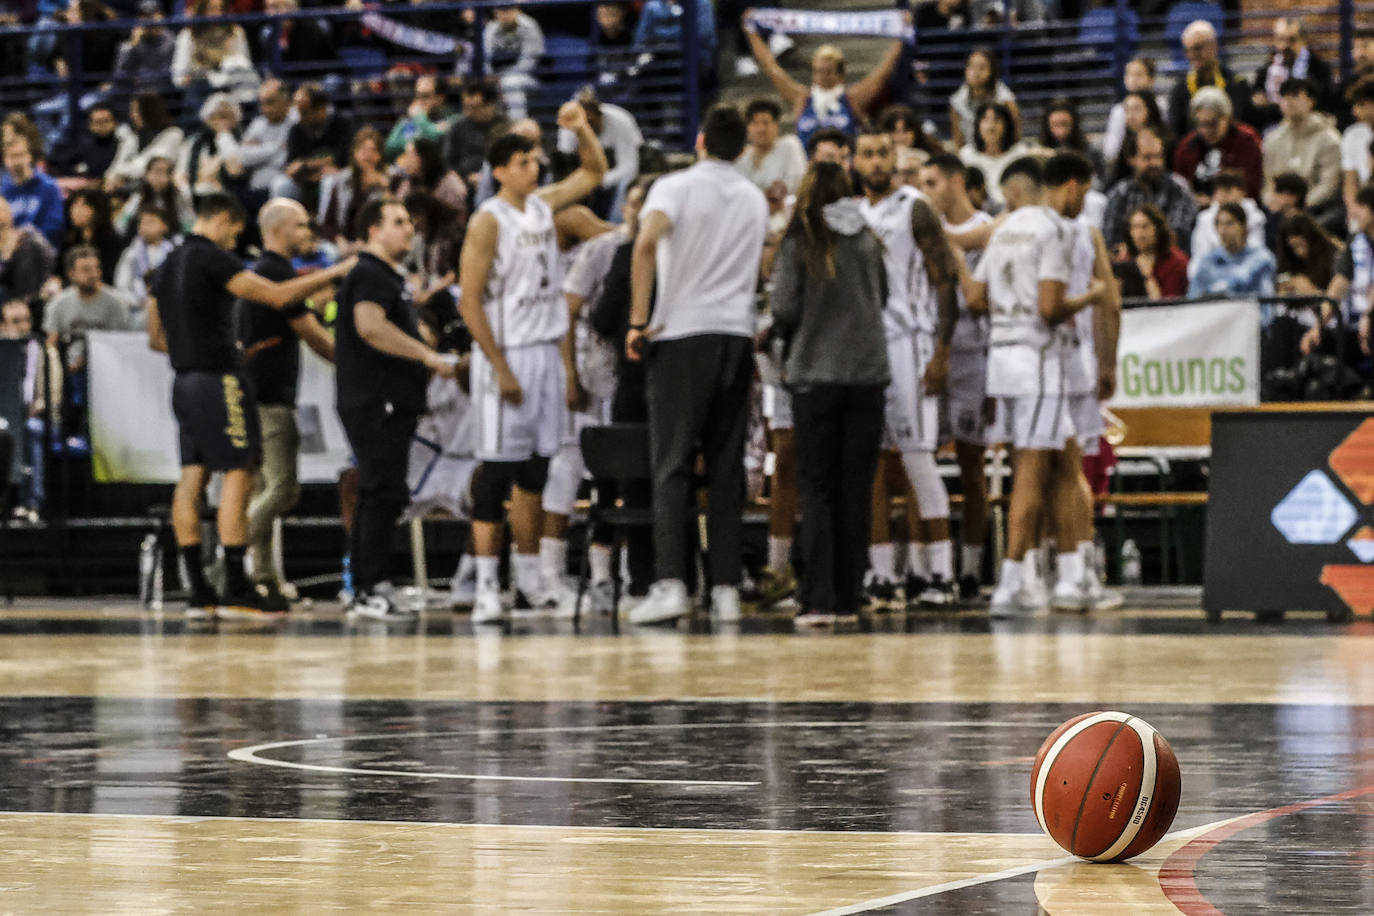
[1030,711,1181,862]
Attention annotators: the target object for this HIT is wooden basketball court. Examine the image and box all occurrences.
[0,597,1370,913]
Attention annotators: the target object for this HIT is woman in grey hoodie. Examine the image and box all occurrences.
[770,160,890,621]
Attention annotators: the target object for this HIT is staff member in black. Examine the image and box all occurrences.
[236,198,337,606]
[335,196,457,620]
[147,192,352,619]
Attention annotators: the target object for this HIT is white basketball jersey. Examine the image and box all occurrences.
[478,194,568,348]
[1061,212,1099,395]
[975,205,1074,396]
[947,210,995,354]
[860,185,935,339]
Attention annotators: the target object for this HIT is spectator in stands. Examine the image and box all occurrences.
[43,244,134,427]
[51,105,123,182]
[318,127,389,244]
[1105,128,1197,253]
[1189,203,1275,298]
[483,5,544,118]
[1342,80,1374,231]
[969,0,1044,26]
[879,105,944,165]
[1,135,64,250]
[1172,87,1264,205]
[60,188,122,283]
[1263,78,1343,222]
[112,1,176,90]
[557,89,641,220]
[116,156,195,237]
[959,102,1029,211]
[1265,171,1309,254]
[743,15,904,151]
[1249,17,1335,133]
[239,79,294,197]
[171,0,256,99]
[1166,20,1249,143]
[401,190,462,300]
[736,98,806,197]
[807,127,855,171]
[1123,204,1188,300]
[1039,97,1105,184]
[1337,26,1374,130]
[106,92,184,192]
[391,137,467,225]
[1190,170,1266,276]
[1276,213,1338,296]
[0,197,56,305]
[0,297,52,524]
[444,79,507,187]
[1303,186,1374,362]
[949,47,1018,152]
[635,0,715,69]
[113,204,175,320]
[1107,90,1172,186]
[36,0,120,84]
[1103,57,1164,165]
[912,0,970,31]
[256,0,334,69]
[275,82,354,210]
[177,93,248,202]
[384,75,452,162]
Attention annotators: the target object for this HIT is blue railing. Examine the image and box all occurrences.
[0,0,705,152]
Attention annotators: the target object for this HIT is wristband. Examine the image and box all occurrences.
[629,321,649,331]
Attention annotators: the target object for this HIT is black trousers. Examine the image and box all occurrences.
[338,404,419,595]
[792,384,886,613]
[646,334,752,587]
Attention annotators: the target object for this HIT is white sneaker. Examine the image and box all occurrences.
[711,585,741,622]
[449,569,477,607]
[1052,578,1089,613]
[579,579,617,616]
[990,581,1051,619]
[1083,575,1124,612]
[349,590,414,621]
[628,579,690,625]
[538,584,577,620]
[471,588,505,625]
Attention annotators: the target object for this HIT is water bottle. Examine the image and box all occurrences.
[340,553,354,602]
[1120,539,1142,587]
[138,534,157,607]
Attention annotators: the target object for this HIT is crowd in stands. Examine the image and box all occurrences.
[1,0,1373,535]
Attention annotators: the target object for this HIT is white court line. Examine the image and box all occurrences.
[803,815,1247,916]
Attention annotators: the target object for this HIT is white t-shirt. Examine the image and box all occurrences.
[562,228,626,398]
[860,185,935,340]
[947,209,994,354]
[1341,122,1373,186]
[975,205,1073,396]
[557,103,643,191]
[478,193,567,348]
[1062,213,1099,395]
[642,159,769,341]
[734,135,807,195]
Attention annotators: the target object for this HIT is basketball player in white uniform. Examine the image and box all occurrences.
[967,154,1088,617]
[919,153,996,601]
[1045,153,1124,613]
[458,102,608,624]
[854,129,960,607]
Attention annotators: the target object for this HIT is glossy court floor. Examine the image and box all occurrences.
[2,594,1373,913]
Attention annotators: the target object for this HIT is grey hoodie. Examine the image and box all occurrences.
[769,198,890,388]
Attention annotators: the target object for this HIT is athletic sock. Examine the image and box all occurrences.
[475,555,500,594]
[453,553,475,582]
[588,544,613,584]
[926,539,953,580]
[181,544,210,595]
[869,542,897,583]
[906,542,930,580]
[539,537,567,592]
[1056,550,1085,588]
[223,545,249,595]
[996,558,1023,593]
[1077,540,1099,583]
[512,552,542,598]
[767,535,792,572]
[961,543,983,580]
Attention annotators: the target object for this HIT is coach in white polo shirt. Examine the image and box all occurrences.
[624,103,769,625]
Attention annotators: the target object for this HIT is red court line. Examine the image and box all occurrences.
[1158,784,1374,915]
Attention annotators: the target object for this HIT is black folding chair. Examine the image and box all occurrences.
[575,423,654,633]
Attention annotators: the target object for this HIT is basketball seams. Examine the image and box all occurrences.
[1093,718,1159,862]
[1032,711,1128,837]
[1068,718,1133,858]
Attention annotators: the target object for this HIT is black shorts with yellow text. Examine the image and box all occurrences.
[171,370,262,471]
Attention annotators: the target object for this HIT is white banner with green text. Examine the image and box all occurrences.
[1108,298,1261,408]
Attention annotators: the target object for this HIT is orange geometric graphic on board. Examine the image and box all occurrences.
[1320,566,1374,617]
[1328,419,1374,504]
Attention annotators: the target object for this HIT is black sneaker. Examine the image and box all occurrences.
[917,576,955,608]
[253,581,292,613]
[349,590,416,621]
[958,574,982,602]
[186,585,218,621]
[904,574,929,608]
[217,584,288,620]
[864,578,901,612]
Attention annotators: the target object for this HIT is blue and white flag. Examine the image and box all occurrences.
[744,8,915,43]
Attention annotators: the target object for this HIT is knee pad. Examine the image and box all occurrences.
[541,446,584,516]
[471,461,518,522]
[901,450,949,520]
[514,455,550,495]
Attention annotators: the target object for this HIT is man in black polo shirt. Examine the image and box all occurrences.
[336,196,457,620]
[147,192,352,620]
[236,198,336,605]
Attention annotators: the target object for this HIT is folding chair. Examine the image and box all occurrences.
[575,423,653,633]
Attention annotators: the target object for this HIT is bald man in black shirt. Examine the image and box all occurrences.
[148,193,352,619]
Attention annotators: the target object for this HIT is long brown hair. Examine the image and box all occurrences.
[1125,204,1173,260]
[786,160,854,281]
[1278,212,1338,287]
